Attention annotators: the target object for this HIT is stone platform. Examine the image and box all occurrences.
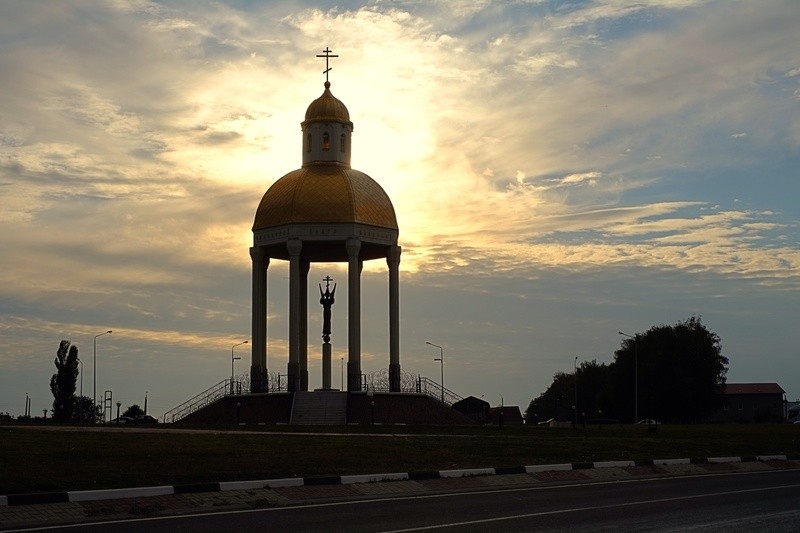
[178,391,476,426]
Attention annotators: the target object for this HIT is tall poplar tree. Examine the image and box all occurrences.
[50,340,79,422]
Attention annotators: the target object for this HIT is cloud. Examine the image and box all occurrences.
[2,1,797,284]
[559,172,601,186]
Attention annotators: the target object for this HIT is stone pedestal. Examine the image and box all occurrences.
[322,342,332,390]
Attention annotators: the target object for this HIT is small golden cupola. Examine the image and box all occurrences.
[252,50,398,240]
[302,81,353,167]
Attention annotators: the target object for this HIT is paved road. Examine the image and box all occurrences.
[10,469,800,532]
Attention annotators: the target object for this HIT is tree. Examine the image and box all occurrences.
[525,360,619,424]
[50,340,79,423]
[527,317,728,425]
[525,371,573,423]
[71,396,102,424]
[574,359,617,422]
[613,316,728,423]
[122,404,144,419]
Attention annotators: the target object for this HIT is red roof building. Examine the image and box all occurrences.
[710,382,786,423]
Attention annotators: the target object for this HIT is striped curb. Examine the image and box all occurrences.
[525,463,572,473]
[2,455,797,506]
[594,460,635,468]
[654,458,690,465]
[341,472,409,484]
[708,456,741,463]
[440,468,495,478]
[68,486,173,502]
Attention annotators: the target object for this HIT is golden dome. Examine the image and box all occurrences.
[253,163,398,231]
[304,82,351,124]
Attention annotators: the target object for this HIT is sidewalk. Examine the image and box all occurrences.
[2,455,798,531]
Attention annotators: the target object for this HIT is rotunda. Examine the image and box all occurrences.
[250,76,402,393]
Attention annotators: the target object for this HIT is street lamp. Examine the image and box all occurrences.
[77,358,83,398]
[231,340,248,395]
[426,341,444,403]
[93,330,112,416]
[619,331,638,423]
[574,356,579,428]
[77,358,83,424]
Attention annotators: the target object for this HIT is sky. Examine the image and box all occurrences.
[1,0,798,420]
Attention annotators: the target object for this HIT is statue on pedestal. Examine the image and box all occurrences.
[319,275,336,343]
[319,275,336,390]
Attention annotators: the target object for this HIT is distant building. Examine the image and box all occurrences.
[487,406,524,426]
[709,382,786,423]
[452,396,490,424]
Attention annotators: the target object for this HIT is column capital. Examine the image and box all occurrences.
[287,239,303,257]
[346,237,361,258]
[250,246,270,267]
[387,245,402,267]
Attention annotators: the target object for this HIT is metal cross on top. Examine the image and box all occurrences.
[322,275,334,290]
[316,47,339,82]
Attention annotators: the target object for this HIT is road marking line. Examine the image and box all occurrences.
[381,482,800,532]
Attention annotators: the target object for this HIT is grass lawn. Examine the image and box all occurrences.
[1,423,798,494]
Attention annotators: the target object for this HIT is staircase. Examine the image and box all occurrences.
[162,379,230,423]
[290,391,348,425]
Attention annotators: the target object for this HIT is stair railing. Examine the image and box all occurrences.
[162,379,230,423]
[416,376,462,406]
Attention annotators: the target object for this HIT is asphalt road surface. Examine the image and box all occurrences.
[10,469,800,532]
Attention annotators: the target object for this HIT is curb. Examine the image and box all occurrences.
[2,455,797,507]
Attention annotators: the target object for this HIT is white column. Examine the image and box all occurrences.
[299,259,310,391]
[250,247,269,393]
[287,239,303,392]
[387,245,401,392]
[346,237,362,391]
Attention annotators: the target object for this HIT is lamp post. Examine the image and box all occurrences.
[93,330,112,416]
[77,358,83,424]
[231,340,248,395]
[77,358,83,398]
[426,341,444,403]
[619,331,638,423]
[340,357,344,390]
[574,356,579,428]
